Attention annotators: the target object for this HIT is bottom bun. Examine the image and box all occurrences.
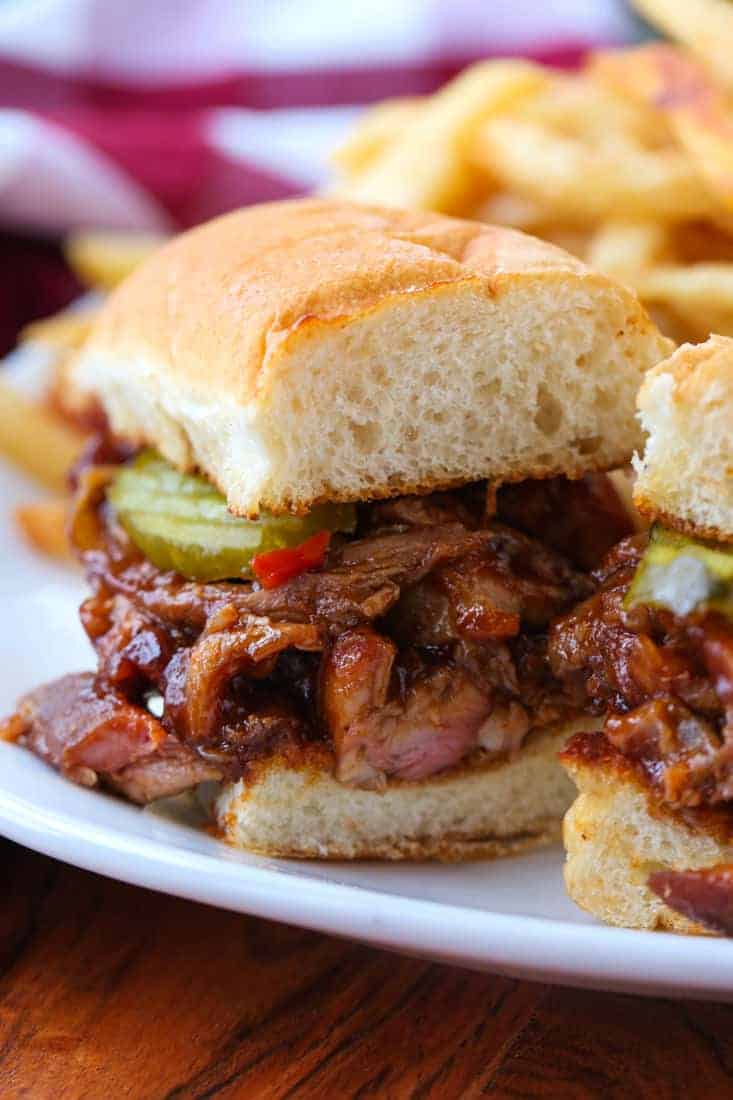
[561,732,733,935]
[215,719,595,861]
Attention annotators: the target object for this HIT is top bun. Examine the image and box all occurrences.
[72,198,671,517]
[634,335,733,543]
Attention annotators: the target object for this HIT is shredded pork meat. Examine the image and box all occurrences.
[5,461,630,803]
[320,627,497,787]
[549,535,733,809]
[5,672,221,801]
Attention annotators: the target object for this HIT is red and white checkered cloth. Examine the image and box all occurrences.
[0,0,641,235]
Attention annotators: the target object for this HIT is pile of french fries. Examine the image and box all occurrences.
[331,0,733,344]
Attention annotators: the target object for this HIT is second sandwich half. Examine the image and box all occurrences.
[2,199,672,859]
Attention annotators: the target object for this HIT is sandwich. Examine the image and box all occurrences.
[556,335,733,932]
[1,198,670,860]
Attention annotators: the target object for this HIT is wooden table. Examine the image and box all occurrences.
[2,838,733,1099]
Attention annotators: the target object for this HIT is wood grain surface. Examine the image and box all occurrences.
[2,837,733,1100]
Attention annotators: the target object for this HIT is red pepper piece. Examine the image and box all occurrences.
[252,530,331,589]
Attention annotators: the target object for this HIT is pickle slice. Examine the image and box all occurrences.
[108,451,356,581]
[625,524,733,619]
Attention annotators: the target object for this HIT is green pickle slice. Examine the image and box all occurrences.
[108,451,356,581]
[625,524,733,620]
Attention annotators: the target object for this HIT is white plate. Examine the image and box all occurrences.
[2,459,733,1001]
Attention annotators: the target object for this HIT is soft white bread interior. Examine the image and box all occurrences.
[215,719,597,861]
[634,334,733,542]
[561,733,732,934]
[72,198,671,517]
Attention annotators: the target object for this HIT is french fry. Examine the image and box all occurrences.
[20,308,97,352]
[331,97,423,177]
[65,231,164,291]
[635,262,733,337]
[586,221,670,279]
[592,45,733,214]
[15,498,72,560]
[331,60,547,213]
[631,0,733,90]
[0,381,85,491]
[515,71,661,146]
[472,117,712,224]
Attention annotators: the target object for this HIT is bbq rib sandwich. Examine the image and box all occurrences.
[557,335,733,933]
[1,199,670,859]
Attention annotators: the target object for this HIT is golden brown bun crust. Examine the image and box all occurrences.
[72,198,671,516]
[634,335,733,543]
[561,731,733,934]
[84,198,589,403]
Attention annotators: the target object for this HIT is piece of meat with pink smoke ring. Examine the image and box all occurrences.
[0,672,220,801]
[319,626,530,789]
